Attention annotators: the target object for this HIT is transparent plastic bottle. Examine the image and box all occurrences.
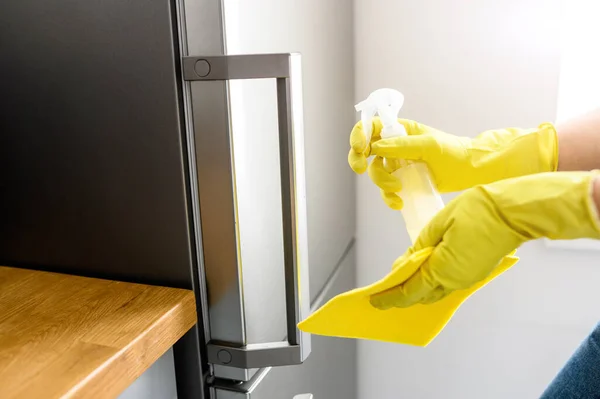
[355,89,444,243]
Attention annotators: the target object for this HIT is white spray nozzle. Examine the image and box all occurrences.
[355,88,407,143]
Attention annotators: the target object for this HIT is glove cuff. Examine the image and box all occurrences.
[538,122,559,172]
[587,171,600,235]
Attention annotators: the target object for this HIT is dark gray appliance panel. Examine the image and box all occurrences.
[0,0,196,288]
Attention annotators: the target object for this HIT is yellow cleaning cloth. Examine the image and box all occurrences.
[298,248,519,346]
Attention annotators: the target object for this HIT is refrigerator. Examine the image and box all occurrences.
[0,0,357,398]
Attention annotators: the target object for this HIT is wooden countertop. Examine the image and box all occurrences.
[0,266,197,399]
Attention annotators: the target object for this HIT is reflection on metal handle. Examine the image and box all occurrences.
[183,53,311,369]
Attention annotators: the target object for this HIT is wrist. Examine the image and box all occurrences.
[555,109,600,172]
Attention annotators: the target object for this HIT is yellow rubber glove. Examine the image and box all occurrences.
[348,119,558,209]
[370,171,600,309]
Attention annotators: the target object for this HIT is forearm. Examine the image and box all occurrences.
[556,109,600,171]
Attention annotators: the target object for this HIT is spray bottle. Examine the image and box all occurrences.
[355,88,444,243]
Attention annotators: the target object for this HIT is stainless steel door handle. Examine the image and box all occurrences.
[183,53,311,369]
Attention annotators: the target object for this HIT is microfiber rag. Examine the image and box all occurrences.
[298,248,519,346]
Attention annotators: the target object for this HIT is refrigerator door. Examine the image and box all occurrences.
[180,0,356,385]
[211,243,357,399]
[183,52,311,370]
[179,0,311,375]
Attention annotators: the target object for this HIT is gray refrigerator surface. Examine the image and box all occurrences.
[0,0,357,397]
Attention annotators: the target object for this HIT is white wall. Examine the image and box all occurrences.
[354,1,600,398]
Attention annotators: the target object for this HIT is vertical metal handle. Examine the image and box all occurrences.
[183,53,311,369]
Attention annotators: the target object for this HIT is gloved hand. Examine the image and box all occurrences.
[370,171,600,309]
[348,119,558,209]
